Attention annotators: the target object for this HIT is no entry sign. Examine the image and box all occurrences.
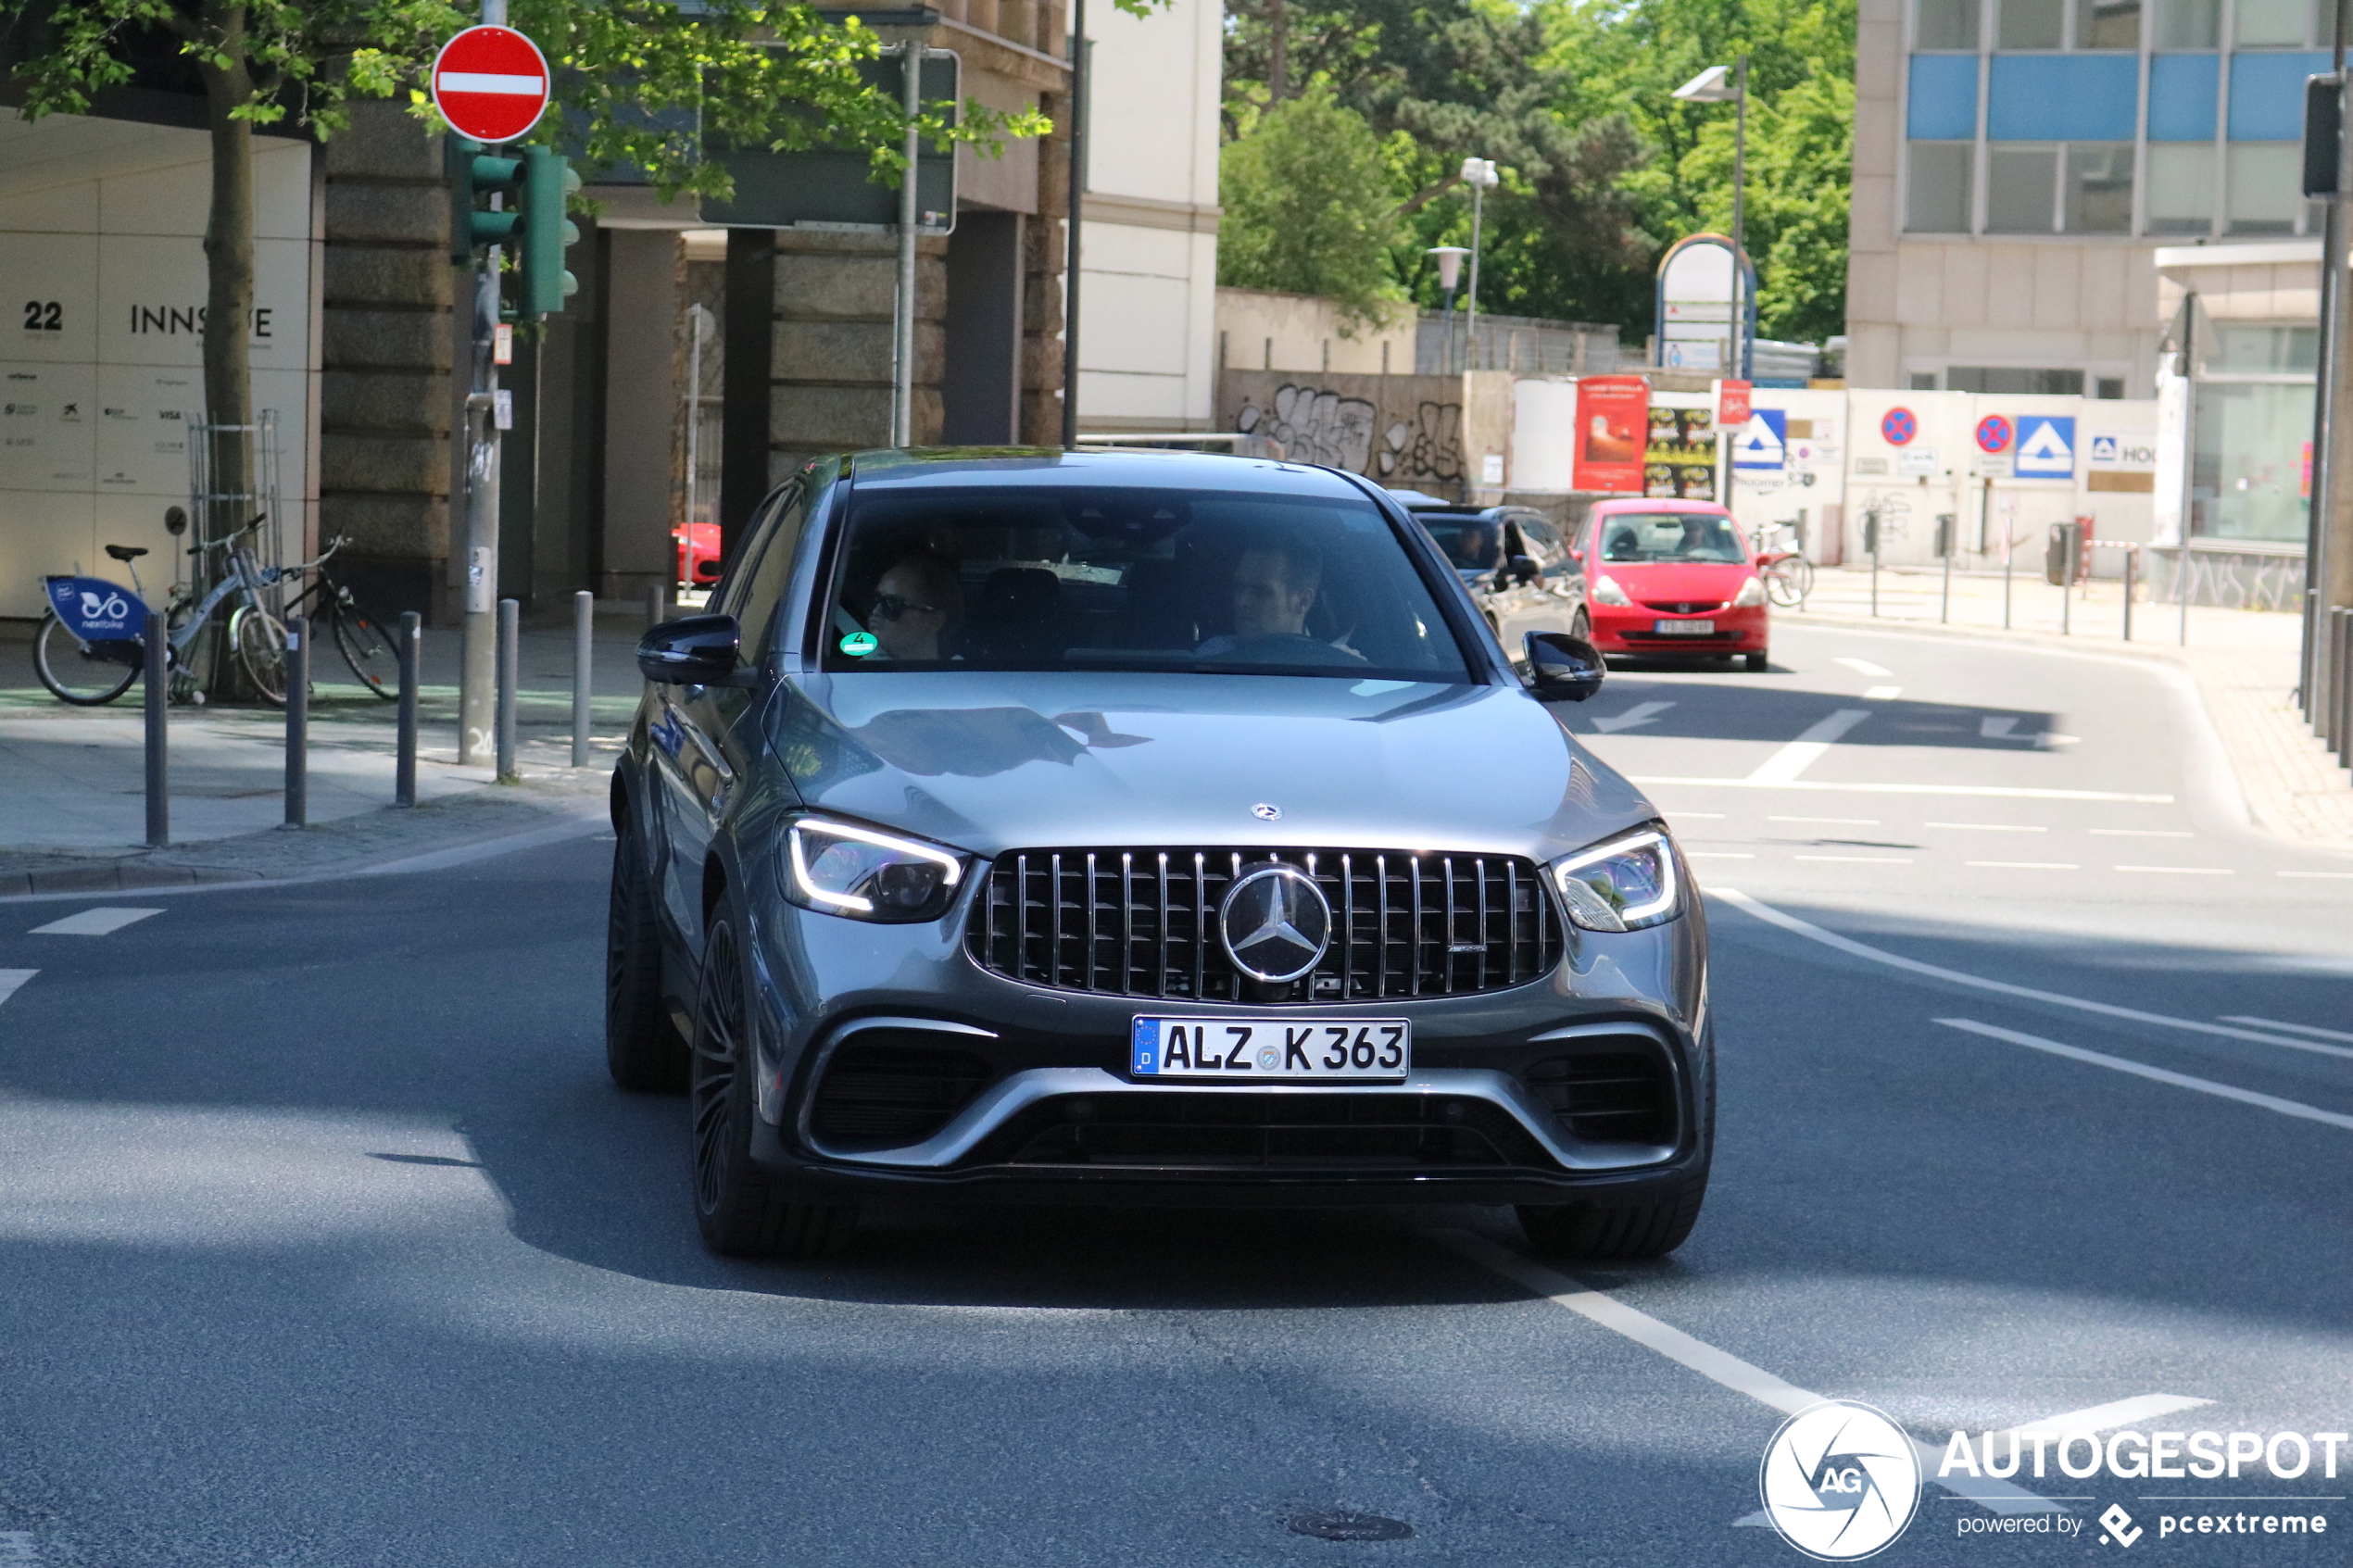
[432,26,551,144]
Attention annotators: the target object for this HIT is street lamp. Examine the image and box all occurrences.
[1428,245,1469,374]
[1672,58,1749,380]
[1460,157,1499,372]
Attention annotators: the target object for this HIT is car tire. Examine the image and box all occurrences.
[1570,609,1592,641]
[607,823,688,1092]
[690,906,860,1260]
[1745,651,1769,672]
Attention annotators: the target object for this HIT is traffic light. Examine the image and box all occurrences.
[519,145,583,316]
[447,136,523,263]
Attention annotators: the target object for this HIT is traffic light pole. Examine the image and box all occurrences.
[460,248,501,768]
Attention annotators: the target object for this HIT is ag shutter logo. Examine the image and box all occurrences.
[1760,1401,1922,1561]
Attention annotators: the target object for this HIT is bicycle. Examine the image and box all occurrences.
[277,534,401,700]
[1756,520,1816,608]
[33,514,296,707]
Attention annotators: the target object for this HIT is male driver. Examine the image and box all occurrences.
[1196,538,1361,662]
[866,552,963,661]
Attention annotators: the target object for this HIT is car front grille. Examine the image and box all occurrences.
[976,1092,1551,1169]
[1521,1047,1676,1144]
[1639,599,1727,614]
[965,847,1564,1003]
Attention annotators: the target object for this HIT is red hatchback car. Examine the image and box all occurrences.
[1577,498,1770,671]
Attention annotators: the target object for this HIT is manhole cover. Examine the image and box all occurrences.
[1286,1510,1414,1542]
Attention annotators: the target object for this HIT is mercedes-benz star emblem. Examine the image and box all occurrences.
[1252,803,1281,821]
[1218,864,1332,984]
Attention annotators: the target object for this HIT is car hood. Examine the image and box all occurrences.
[1592,561,1755,602]
[768,671,1656,859]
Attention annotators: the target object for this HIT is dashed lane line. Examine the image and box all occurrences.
[1833,657,1894,677]
[0,971,34,1008]
[30,907,163,936]
[1713,888,2353,1061]
[1935,1019,2353,1134]
[1929,822,2048,832]
[1431,1229,2066,1517]
[1793,854,1911,863]
[2091,828,2193,837]
[1965,861,2079,870]
[2115,865,2233,875]
[2221,1016,2353,1045]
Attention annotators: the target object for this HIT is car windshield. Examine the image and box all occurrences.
[1594,511,1750,564]
[1414,515,1504,571]
[822,484,1471,681]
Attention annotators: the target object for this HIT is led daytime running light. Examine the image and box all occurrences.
[1552,827,1680,931]
[787,818,963,915]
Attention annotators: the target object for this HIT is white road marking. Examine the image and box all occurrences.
[1999,1393,2214,1439]
[2280,870,2353,879]
[1432,1230,2066,1517]
[1981,717,2029,740]
[1834,657,1894,677]
[1935,1019,2353,1133]
[2036,733,2081,748]
[1591,699,1677,734]
[1967,860,2079,870]
[1931,822,2047,831]
[1745,709,1872,784]
[1864,684,1904,701]
[1688,852,1756,859]
[2221,1016,2353,1045]
[2091,829,2192,837]
[1712,888,2353,1060]
[1670,811,1728,819]
[0,971,34,1008]
[2116,865,2232,875]
[1769,815,1880,824]
[1793,854,1912,863]
[1632,777,2172,801]
[30,907,163,936]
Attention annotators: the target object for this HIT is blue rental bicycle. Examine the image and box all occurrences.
[34,513,294,707]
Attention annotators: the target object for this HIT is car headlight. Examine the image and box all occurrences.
[1549,825,1681,932]
[783,817,968,922]
[1592,573,1632,607]
[1732,577,1768,607]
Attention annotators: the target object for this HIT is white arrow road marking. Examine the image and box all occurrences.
[30,907,162,936]
[1936,1019,2353,1132]
[1712,888,2353,1060]
[0,971,35,1008]
[1981,717,2026,739]
[1834,657,1894,677]
[1429,1230,2067,1518]
[1591,699,1676,734]
[1746,709,1872,784]
[2221,1015,2353,1044]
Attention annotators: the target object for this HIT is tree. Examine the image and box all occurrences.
[1217,87,1404,336]
[2,0,1041,562]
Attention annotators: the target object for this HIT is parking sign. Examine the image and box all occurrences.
[1733,408,1787,470]
[2015,415,2076,478]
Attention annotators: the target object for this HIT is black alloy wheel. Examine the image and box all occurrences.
[606,826,687,1091]
[688,908,859,1259]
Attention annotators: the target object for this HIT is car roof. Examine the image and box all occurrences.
[846,446,1371,500]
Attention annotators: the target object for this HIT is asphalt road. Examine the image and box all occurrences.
[3,622,2349,1568]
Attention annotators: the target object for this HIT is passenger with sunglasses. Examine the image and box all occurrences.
[866,551,964,661]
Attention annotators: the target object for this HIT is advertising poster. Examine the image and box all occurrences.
[1572,375,1649,493]
[1644,400,1717,499]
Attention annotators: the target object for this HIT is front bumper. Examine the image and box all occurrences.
[1589,602,1768,654]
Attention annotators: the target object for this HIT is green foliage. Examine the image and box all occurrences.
[1217,87,1406,337]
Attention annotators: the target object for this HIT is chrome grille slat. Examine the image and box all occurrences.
[967,846,1561,1003]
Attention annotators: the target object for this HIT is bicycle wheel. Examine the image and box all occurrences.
[1786,556,1815,604]
[231,604,290,706]
[328,598,401,699]
[32,612,140,706]
[1764,558,1808,608]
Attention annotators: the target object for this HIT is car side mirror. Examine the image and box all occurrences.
[1525,631,1605,703]
[639,613,750,685]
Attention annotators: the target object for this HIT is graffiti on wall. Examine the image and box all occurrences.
[1232,382,1466,486]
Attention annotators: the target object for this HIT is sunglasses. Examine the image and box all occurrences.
[871,594,939,622]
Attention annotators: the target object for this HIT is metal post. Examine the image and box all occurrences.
[573,588,594,768]
[2180,547,2193,646]
[2061,525,2074,636]
[2003,511,2014,630]
[892,39,924,448]
[2123,546,2136,642]
[1730,55,1750,382]
[1938,514,1954,623]
[497,596,520,783]
[647,582,666,630]
[1060,0,1088,447]
[459,252,501,768]
[1466,179,1485,371]
[284,614,308,827]
[2336,608,2352,762]
[396,610,420,808]
[2328,606,2347,748]
[143,608,168,847]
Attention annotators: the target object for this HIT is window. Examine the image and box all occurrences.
[2226,144,2302,232]
[2000,0,2065,45]
[1918,0,1982,44]
[2096,377,2127,398]
[1949,367,2088,393]
[1987,144,2058,231]
[2209,324,2320,371]
[2075,0,2141,45]
[2190,382,2313,542]
[2063,143,2134,230]
[1909,371,1941,390]
[1908,143,1977,230]
[2233,0,2310,44]
[720,483,810,659]
[2153,0,2218,44]
[2145,144,2216,232]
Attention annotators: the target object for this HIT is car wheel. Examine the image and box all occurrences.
[1745,651,1769,672]
[607,822,687,1092]
[1570,609,1591,641]
[690,906,861,1259]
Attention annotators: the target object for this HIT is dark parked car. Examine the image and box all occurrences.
[1390,494,1591,653]
[610,449,1712,1262]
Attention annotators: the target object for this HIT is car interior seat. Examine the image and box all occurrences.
[969,566,1063,664]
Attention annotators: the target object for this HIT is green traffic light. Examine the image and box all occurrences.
[519,145,585,317]
[447,137,526,263]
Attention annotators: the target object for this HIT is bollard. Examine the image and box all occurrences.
[647,582,666,631]
[497,597,520,783]
[1864,510,1881,618]
[1935,514,1955,624]
[2122,546,2135,643]
[2002,524,2014,630]
[143,608,168,847]
[573,589,594,768]
[2337,608,2352,766]
[396,611,420,808]
[284,614,308,827]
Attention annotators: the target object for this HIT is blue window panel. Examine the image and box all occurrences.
[1908,55,1981,139]
[1987,55,2140,140]
[2229,51,2332,140]
[2147,54,2220,140]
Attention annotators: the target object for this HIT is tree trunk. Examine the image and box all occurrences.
[1266,0,1288,102]
[195,2,259,695]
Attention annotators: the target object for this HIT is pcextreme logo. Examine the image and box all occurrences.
[1759,1401,1922,1561]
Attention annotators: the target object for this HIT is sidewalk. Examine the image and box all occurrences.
[1783,563,2353,852]
[0,601,656,893]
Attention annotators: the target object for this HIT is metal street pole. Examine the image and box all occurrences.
[2317,0,2353,725]
[457,0,506,767]
[893,39,924,448]
[1730,55,1749,383]
[1060,0,1088,447]
[1466,181,1484,373]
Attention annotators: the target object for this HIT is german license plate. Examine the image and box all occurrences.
[1651,619,1716,634]
[1129,1017,1411,1081]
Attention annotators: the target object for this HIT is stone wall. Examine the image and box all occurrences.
[770,232,949,465]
